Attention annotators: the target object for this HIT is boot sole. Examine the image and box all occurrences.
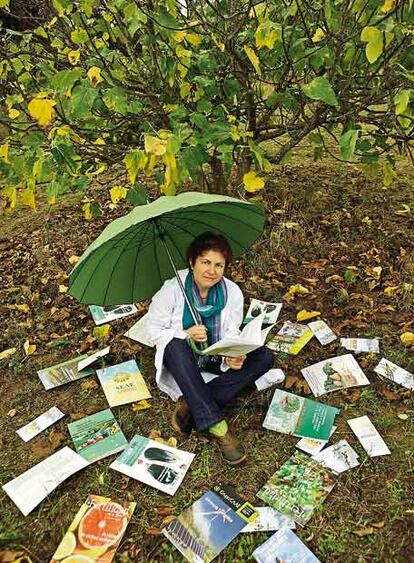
[170,414,192,437]
[221,451,247,466]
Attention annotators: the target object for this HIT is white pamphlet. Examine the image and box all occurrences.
[16,407,64,442]
[241,507,296,533]
[374,358,414,390]
[340,338,380,354]
[313,439,359,473]
[244,299,283,325]
[89,304,137,325]
[347,415,391,457]
[77,346,110,371]
[308,320,337,345]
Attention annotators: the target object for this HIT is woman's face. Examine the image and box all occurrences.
[190,249,226,293]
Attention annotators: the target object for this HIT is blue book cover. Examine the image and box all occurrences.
[253,528,320,563]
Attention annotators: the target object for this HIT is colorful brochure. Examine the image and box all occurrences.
[253,528,320,563]
[77,346,110,371]
[263,389,340,440]
[2,447,89,516]
[296,426,337,455]
[162,484,258,563]
[301,354,370,397]
[68,409,128,463]
[256,451,336,526]
[340,338,380,354]
[241,507,296,533]
[373,358,414,390]
[89,304,137,325]
[308,320,337,345]
[244,299,283,325]
[110,434,194,496]
[97,359,151,407]
[37,356,94,390]
[255,368,285,391]
[16,406,64,442]
[267,321,313,355]
[50,494,136,563]
[347,415,391,457]
[313,440,359,474]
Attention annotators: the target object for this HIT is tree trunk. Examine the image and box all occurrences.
[209,155,227,194]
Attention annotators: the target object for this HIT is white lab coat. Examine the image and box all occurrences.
[130,269,243,400]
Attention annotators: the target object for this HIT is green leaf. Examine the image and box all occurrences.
[302,77,338,106]
[394,89,411,115]
[126,184,148,206]
[69,82,99,118]
[71,29,89,45]
[124,149,147,184]
[51,69,82,96]
[360,26,383,63]
[103,86,128,114]
[339,129,359,161]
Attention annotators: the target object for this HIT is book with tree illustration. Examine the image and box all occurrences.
[110,434,194,495]
[50,494,136,562]
[97,359,151,407]
[37,356,94,390]
[374,357,414,390]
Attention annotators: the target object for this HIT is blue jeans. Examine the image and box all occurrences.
[163,338,274,431]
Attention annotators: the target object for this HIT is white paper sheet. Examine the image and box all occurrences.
[77,346,110,371]
[374,358,414,390]
[255,369,285,391]
[241,507,296,532]
[313,439,359,473]
[340,338,380,353]
[347,416,391,457]
[308,320,337,345]
[16,407,65,442]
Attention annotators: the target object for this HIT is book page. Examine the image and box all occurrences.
[347,416,390,457]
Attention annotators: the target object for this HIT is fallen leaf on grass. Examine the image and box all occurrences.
[0,347,17,360]
[0,552,32,563]
[132,399,151,411]
[48,429,66,449]
[69,411,88,420]
[68,255,80,265]
[384,285,399,296]
[397,413,409,420]
[400,332,414,347]
[80,379,99,391]
[161,515,176,527]
[146,527,162,536]
[15,304,30,313]
[394,204,410,216]
[378,387,400,401]
[148,429,161,440]
[7,409,17,417]
[284,374,300,390]
[93,324,111,341]
[148,429,177,447]
[296,309,320,321]
[58,285,68,293]
[154,506,174,516]
[23,340,36,356]
[372,521,385,529]
[353,527,375,537]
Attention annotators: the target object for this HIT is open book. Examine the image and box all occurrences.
[201,312,274,357]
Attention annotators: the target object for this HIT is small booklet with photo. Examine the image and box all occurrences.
[77,346,110,371]
[89,304,137,325]
[97,359,151,407]
[340,338,380,354]
[110,434,194,496]
[257,451,336,526]
[313,440,359,474]
[2,447,89,516]
[267,321,313,355]
[263,389,340,441]
[244,299,282,325]
[252,528,320,563]
[296,426,337,456]
[347,415,391,457]
[308,320,337,345]
[16,406,65,442]
[50,494,136,563]
[68,409,128,463]
[373,358,414,390]
[37,356,94,390]
[301,353,370,397]
[162,484,258,563]
[241,507,296,533]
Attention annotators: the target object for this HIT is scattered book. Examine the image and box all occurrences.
[347,415,391,457]
[16,406,64,442]
[162,484,258,563]
[374,358,414,390]
[37,356,94,390]
[263,389,340,440]
[110,434,194,495]
[340,338,380,354]
[244,299,282,325]
[252,527,320,563]
[308,320,337,345]
[313,440,359,474]
[89,304,137,325]
[255,368,285,391]
[267,321,313,355]
[296,426,337,456]
[77,346,110,371]
[97,359,151,407]
[256,451,337,526]
[301,354,370,397]
[2,447,89,516]
[68,409,128,463]
[241,507,296,533]
[50,494,136,563]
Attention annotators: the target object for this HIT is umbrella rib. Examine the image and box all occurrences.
[165,206,264,233]
[152,223,163,287]
[130,220,152,303]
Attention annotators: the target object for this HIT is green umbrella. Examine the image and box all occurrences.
[68,192,265,313]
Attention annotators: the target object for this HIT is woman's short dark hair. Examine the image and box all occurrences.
[187,232,233,266]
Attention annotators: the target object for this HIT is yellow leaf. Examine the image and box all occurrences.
[255,21,280,49]
[21,187,36,211]
[312,27,325,43]
[68,49,80,65]
[162,152,178,195]
[400,332,414,347]
[8,108,20,119]
[243,170,265,192]
[28,98,56,127]
[144,134,168,156]
[59,284,68,293]
[0,347,17,360]
[124,149,148,185]
[24,340,36,356]
[173,30,187,42]
[394,204,411,216]
[167,437,177,447]
[0,141,10,163]
[103,12,113,22]
[110,185,128,204]
[384,285,399,296]
[1,186,17,212]
[93,324,111,340]
[94,137,106,145]
[296,309,321,321]
[289,284,310,296]
[68,255,79,265]
[132,399,151,411]
[102,31,109,41]
[15,304,30,313]
[82,202,92,220]
[0,0,10,8]
[244,46,261,75]
[87,66,103,87]
[185,33,201,46]
[380,0,394,12]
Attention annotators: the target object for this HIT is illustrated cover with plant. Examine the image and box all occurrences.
[96,359,151,407]
[244,298,282,325]
[37,356,93,390]
[267,321,313,355]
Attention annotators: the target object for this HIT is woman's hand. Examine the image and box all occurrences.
[186,324,208,342]
[225,355,246,370]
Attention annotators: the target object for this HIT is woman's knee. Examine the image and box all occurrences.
[256,346,274,371]
[164,337,192,362]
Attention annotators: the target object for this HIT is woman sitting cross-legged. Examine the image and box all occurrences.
[144,231,280,466]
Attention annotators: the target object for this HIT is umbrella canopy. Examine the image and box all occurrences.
[69,192,265,306]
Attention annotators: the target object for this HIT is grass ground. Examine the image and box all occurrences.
[0,150,413,562]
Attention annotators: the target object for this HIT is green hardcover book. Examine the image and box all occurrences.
[68,409,128,462]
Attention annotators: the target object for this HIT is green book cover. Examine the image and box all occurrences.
[263,389,340,440]
[68,409,128,462]
[257,451,337,526]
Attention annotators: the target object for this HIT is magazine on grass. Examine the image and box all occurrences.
[267,321,313,355]
[89,304,137,325]
[110,434,194,495]
[2,447,89,516]
[97,359,151,407]
[162,484,258,563]
[16,406,64,442]
[313,440,360,474]
[68,409,128,462]
[263,389,340,440]
[252,528,320,563]
[347,415,390,457]
[244,299,283,325]
[37,356,94,390]
[256,451,337,526]
[241,507,296,533]
[301,354,370,397]
[373,358,414,390]
[50,494,136,563]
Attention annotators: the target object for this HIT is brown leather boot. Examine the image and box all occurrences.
[171,397,194,436]
[209,431,247,466]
